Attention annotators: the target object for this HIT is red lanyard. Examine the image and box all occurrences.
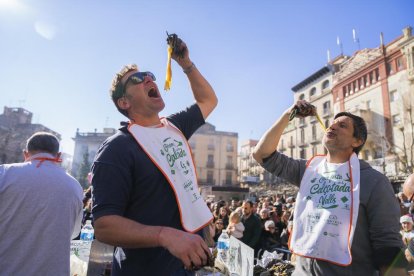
[33,157,62,168]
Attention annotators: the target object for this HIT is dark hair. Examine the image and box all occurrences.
[109,64,138,118]
[243,200,254,208]
[26,132,60,155]
[334,112,367,154]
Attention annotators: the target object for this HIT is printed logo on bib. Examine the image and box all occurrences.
[307,170,351,210]
[160,137,200,203]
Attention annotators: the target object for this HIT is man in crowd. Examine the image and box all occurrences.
[91,36,218,275]
[253,100,406,275]
[403,174,414,266]
[0,132,83,275]
[241,200,262,254]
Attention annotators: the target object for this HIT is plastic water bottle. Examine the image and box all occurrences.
[80,220,94,241]
[217,231,230,264]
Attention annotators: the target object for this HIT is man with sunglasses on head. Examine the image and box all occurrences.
[252,100,407,276]
[91,37,218,276]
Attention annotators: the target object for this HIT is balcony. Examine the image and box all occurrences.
[226,146,234,152]
[310,136,320,144]
[198,179,216,186]
[297,140,308,147]
[225,163,234,170]
[207,144,215,150]
[206,161,214,168]
[288,141,295,148]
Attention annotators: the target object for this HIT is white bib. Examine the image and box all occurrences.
[128,118,213,233]
[289,153,360,265]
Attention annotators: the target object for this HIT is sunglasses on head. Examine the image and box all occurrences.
[122,71,156,95]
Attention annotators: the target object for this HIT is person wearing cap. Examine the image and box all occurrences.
[91,36,218,275]
[253,100,406,275]
[401,215,414,247]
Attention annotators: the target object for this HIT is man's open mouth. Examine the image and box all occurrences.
[148,88,159,98]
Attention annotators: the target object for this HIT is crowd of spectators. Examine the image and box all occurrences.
[206,195,295,259]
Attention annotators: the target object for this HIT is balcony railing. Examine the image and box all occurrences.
[207,144,215,150]
[206,161,215,168]
[225,163,234,170]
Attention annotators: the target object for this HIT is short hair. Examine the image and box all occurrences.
[334,112,367,154]
[109,64,138,118]
[243,200,254,208]
[26,132,60,155]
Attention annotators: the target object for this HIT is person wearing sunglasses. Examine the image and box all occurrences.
[252,100,407,276]
[91,37,218,275]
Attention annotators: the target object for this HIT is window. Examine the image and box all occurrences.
[310,87,316,97]
[322,80,330,90]
[226,141,234,152]
[323,101,331,115]
[392,114,401,125]
[207,155,214,168]
[386,62,394,75]
[301,128,305,143]
[226,156,233,169]
[300,149,306,159]
[207,139,215,150]
[374,149,383,159]
[390,90,398,102]
[299,94,305,100]
[225,172,232,185]
[207,171,214,183]
[397,57,404,70]
[312,124,316,140]
[375,68,380,81]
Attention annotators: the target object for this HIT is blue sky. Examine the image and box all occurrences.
[1,0,413,156]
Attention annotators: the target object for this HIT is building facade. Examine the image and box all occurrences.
[332,26,414,177]
[0,106,60,164]
[189,122,238,186]
[71,128,116,183]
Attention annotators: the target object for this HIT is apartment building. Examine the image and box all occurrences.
[189,122,238,186]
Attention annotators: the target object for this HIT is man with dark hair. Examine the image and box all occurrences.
[92,36,218,275]
[0,132,83,275]
[253,100,406,275]
[241,200,262,253]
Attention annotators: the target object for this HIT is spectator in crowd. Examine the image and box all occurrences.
[400,215,414,247]
[0,132,83,275]
[275,211,291,238]
[402,174,414,271]
[280,221,293,249]
[218,206,230,228]
[241,200,262,254]
[398,192,410,216]
[259,208,271,226]
[213,219,225,243]
[226,211,244,239]
[253,100,406,275]
[260,220,281,254]
[91,36,218,275]
[229,199,239,213]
